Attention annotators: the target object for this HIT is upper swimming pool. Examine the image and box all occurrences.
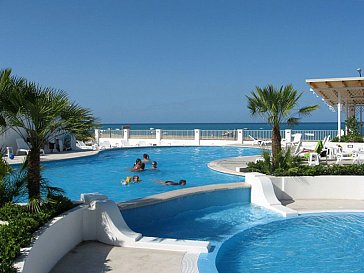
[42,146,260,201]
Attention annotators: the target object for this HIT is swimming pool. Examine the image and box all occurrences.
[122,187,282,273]
[42,146,260,201]
[216,213,364,273]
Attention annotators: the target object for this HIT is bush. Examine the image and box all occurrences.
[248,159,364,176]
[0,197,74,272]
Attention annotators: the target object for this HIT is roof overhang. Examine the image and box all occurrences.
[306,77,364,107]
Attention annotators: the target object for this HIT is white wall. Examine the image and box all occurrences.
[271,176,364,200]
[0,129,25,150]
[15,206,88,273]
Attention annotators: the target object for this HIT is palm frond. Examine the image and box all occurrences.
[298,105,320,116]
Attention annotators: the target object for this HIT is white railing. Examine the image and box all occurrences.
[292,130,338,141]
[243,130,285,141]
[201,130,237,140]
[129,130,156,139]
[97,128,338,147]
[161,130,195,139]
[100,129,124,139]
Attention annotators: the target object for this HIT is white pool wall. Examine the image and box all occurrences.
[245,173,364,216]
[270,176,364,200]
[14,205,88,273]
[14,185,249,273]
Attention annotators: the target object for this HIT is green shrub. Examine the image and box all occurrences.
[248,159,364,176]
[332,116,363,143]
[0,197,74,272]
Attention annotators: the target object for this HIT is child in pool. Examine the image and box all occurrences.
[122,175,141,185]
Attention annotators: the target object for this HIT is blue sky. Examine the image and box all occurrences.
[1,0,363,123]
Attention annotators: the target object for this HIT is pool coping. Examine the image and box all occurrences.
[117,182,249,210]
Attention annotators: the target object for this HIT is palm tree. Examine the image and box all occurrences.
[246,84,318,169]
[0,153,28,206]
[0,69,98,200]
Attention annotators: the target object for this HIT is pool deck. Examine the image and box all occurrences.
[12,149,364,273]
[209,156,364,213]
[4,150,99,165]
[50,241,184,273]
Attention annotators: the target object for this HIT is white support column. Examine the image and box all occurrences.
[156,129,161,143]
[284,129,292,143]
[94,129,100,145]
[237,129,243,144]
[123,129,129,142]
[194,129,201,145]
[338,92,342,140]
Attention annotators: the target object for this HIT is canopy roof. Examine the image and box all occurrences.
[306,77,364,107]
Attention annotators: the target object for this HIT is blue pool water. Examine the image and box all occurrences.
[42,146,260,201]
[122,188,282,273]
[216,214,364,273]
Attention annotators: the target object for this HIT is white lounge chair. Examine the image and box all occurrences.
[16,138,45,155]
[308,152,320,166]
[99,141,112,150]
[248,135,262,146]
[290,133,302,147]
[248,135,271,146]
[76,140,97,150]
[335,147,355,164]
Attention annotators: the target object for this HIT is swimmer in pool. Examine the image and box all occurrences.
[142,153,150,163]
[133,175,141,182]
[151,161,158,169]
[159,179,186,186]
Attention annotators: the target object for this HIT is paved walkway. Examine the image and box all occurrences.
[50,241,184,273]
[207,155,261,175]
[4,150,99,165]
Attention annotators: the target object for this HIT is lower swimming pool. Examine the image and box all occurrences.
[123,188,364,273]
[42,146,259,201]
[216,213,364,273]
[122,187,282,273]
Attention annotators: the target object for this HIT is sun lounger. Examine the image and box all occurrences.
[335,147,356,164]
[16,138,45,155]
[248,135,271,146]
[76,140,97,150]
[248,135,262,146]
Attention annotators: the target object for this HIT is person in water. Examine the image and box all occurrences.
[133,175,141,182]
[161,180,186,186]
[122,175,141,185]
[142,153,150,163]
[133,159,145,171]
[151,161,158,169]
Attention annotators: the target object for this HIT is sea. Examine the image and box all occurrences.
[100,122,342,131]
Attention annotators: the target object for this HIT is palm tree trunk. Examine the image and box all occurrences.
[27,149,41,200]
[271,126,282,169]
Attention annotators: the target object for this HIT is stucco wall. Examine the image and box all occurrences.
[270,176,364,200]
[15,205,88,273]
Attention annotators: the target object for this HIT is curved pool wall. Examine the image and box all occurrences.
[14,184,255,273]
[246,172,364,215]
[121,184,282,273]
[121,185,251,230]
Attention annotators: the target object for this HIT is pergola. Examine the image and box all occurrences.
[306,77,364,138]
